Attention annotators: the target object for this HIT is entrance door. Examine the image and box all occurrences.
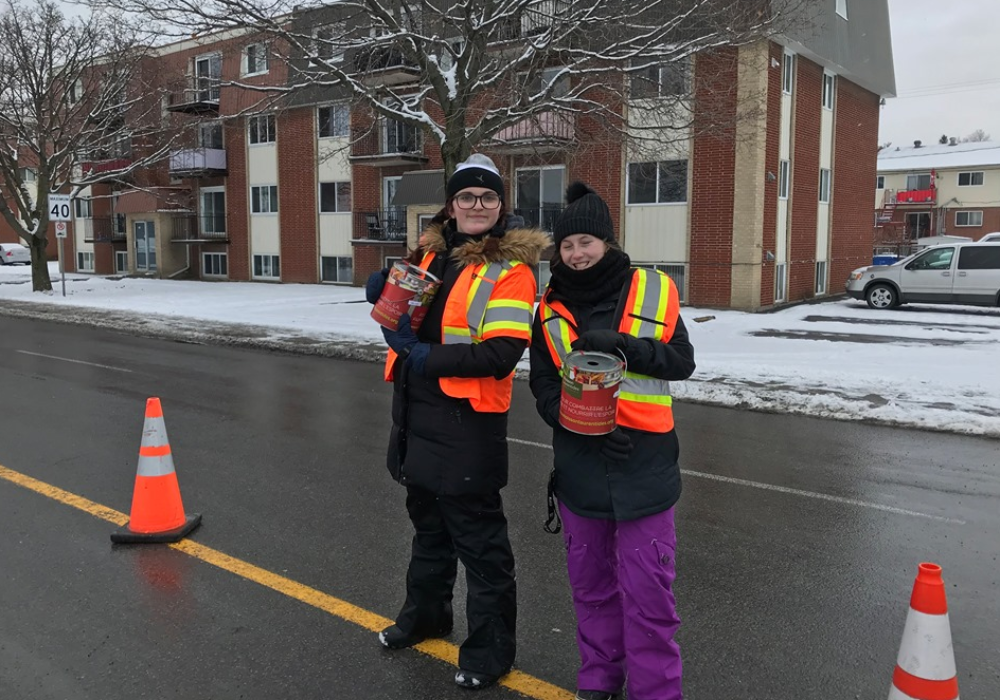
[134,221,157,272]
[905,212,931,240]
[516,166,565,231]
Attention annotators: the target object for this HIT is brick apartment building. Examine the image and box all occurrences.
[4,1,895,310]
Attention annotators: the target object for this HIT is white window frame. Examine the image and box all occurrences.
[68,79,83,105]
[905,173,932,191]
[774,262,787,302]
[114,250,128,273]
[200,187,226,235]
[876,175,885,190]
[630,58,690,99]
[782,52,795,95]
[815,261,828,294]
[317,103,349,138]
[778,160,790,199]
[836,0,848,20]
[74,197,93,219]
[822,73,835,110]
[955,210,983,227]
[819,168,832,203]
[202,252,228,277]
[242,42,269,77]
[319,181,351,213]
[76,251,95,272]
[626,160,688,205]
[199,121,224,149]
[321,255,353,284]
[252,254,280,280]
[247,114,276,145]
[250,185,278,214]
[957,171,984,187]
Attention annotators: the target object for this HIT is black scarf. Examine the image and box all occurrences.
[547,247,632,304]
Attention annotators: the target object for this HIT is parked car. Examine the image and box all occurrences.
[846,241,1000,309]
[981,232,1000,242]
[0,242,31,265]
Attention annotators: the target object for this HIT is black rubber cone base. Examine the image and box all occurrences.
[111,513,202,544]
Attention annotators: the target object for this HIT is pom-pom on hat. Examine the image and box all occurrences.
[552,181,614,244]
[446,154,505,202]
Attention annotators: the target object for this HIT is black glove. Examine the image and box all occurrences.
[365,268,389,304]
[572,329,627,355]
[600,428,632,462]
[382,313,419,356]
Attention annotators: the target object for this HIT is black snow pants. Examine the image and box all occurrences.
[395,485,517,677]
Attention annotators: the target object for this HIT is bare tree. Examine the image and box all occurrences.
[86,0,818,179]
[0,0,184,292]
[962,129,991,143]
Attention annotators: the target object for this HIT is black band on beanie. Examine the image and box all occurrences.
[446,167,505,201]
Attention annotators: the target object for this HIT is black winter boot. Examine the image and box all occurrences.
[378,621,452,650]
[454,668,507,690]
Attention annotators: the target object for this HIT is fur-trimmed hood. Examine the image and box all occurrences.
[418,223,552,267]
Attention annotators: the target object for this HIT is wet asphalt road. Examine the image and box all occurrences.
[0,315,997,700]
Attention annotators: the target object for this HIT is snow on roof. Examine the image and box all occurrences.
[877,141,1000,172]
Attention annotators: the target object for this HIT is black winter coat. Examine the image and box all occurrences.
[387,223,550,495]
[529,280,696,521]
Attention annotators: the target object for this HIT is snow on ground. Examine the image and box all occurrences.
[2,262,999,438]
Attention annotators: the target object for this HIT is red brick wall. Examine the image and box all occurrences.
[789,57,822,302]
[225,119,250,281]
[831,79,881,288]
[277,107,319,283]
[939,207,1000,238]
[690,48,739,307]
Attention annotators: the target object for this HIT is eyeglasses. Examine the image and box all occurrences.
[453,192,502,210]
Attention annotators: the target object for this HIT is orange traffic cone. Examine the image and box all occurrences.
[888,563,959,700]
[111,398,201,544]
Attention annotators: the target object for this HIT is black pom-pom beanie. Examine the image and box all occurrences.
[552,181,614,244]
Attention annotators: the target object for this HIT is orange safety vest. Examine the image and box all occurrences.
[539,268,679,433]
[384,250,535,413]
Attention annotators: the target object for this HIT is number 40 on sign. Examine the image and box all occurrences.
[48,194,71,222]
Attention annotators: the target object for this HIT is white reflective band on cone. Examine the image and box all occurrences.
[888,687,960,700]
[896,609,957,679]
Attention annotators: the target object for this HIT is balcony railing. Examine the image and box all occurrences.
[170,214,228,242]
[490,112,575,153]
[512,206,564,233]
[896,187,936,204]
[349,124,426,166]
[91,216,127,242]
[355,208,408,242]
[166,78,221,115]
[352,47,420,86]
[169,148,227,177]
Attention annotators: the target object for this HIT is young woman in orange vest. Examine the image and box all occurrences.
[529,182,696,700]
[365,154,550,690]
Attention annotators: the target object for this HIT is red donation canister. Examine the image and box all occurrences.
[371,261,442,332]
[559,350,625,435]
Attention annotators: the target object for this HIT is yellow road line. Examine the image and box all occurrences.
[0,464,572,700]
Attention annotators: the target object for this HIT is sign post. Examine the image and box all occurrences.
[49,194,71,298]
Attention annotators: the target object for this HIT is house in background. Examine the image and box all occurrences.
[875,140,1000,253]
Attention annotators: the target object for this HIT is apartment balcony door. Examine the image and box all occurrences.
[516,166,565,232]
[383,176,405,238]
[195,54,222,102]
[134,221,157,272]
[905,212,931,240]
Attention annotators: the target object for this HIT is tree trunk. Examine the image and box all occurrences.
[28,235,53,292]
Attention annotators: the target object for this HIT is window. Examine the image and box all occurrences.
[822,73,835,110]
[534,259,552,296]
[384,118,421,154]
[199,122,223,149]
[76,251,95,271]
[243,43,269,76]
[636,263,687,302]
[957,171,984,187]
[247,114,276,144]
[317,104,349,138]
[20,167,37,182]
[250,185,278,214]
[525,66,570,99]
[627,160,688,204]
[203,252,228,277]
[319,182,351,213]
[253,254,280,279]
[516,166,565,230]
[774,263,787,302]
[836,0,848,19]
[321,256,353,283]
[819,168,832,203]
[906,173,932,191]
[384,255,403,269]
[876,175,885,190]
[955,210,983,227]
[778,160,790,199]
[815,261,827,294]
[115,250,128,273]
[194,54,222,102]
[200,189,226,235]
[630,59,689,99]
[958,246,1000,270]
[910,247,954,270]
[74,198,92,218]
[313,23,346,65]
[68,79,83,105]
[782,53,795,94]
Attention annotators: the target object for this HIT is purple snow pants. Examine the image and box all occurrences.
[559,503,682,700]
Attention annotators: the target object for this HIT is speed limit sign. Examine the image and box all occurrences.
[49,194,71,222]
[55,221,68,239]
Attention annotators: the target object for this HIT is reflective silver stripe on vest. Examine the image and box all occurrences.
[482,305,531,328]
[630,269,667,339]
[542,307,574,365]
[467,261,511,337]
[621,375,671,399]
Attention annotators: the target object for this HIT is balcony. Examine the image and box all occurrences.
[354,208,408,242]
[91,217,127,243]
[349,123,427,167]
[80,156,133,176]
[170,214,228,243]
[169,148,227,177]
[166,79,221,115]
[489,112,576,154]
[896,187,936,204]
[353,47,421,87]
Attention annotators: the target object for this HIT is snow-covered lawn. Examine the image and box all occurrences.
[2,263,999,437]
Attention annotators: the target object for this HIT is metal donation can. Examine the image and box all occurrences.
[371,261,442,332]
[558,350,625,435]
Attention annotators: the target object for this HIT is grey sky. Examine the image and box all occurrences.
[880,0,1000,146]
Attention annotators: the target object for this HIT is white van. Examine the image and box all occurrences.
[846,241,1000,309]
